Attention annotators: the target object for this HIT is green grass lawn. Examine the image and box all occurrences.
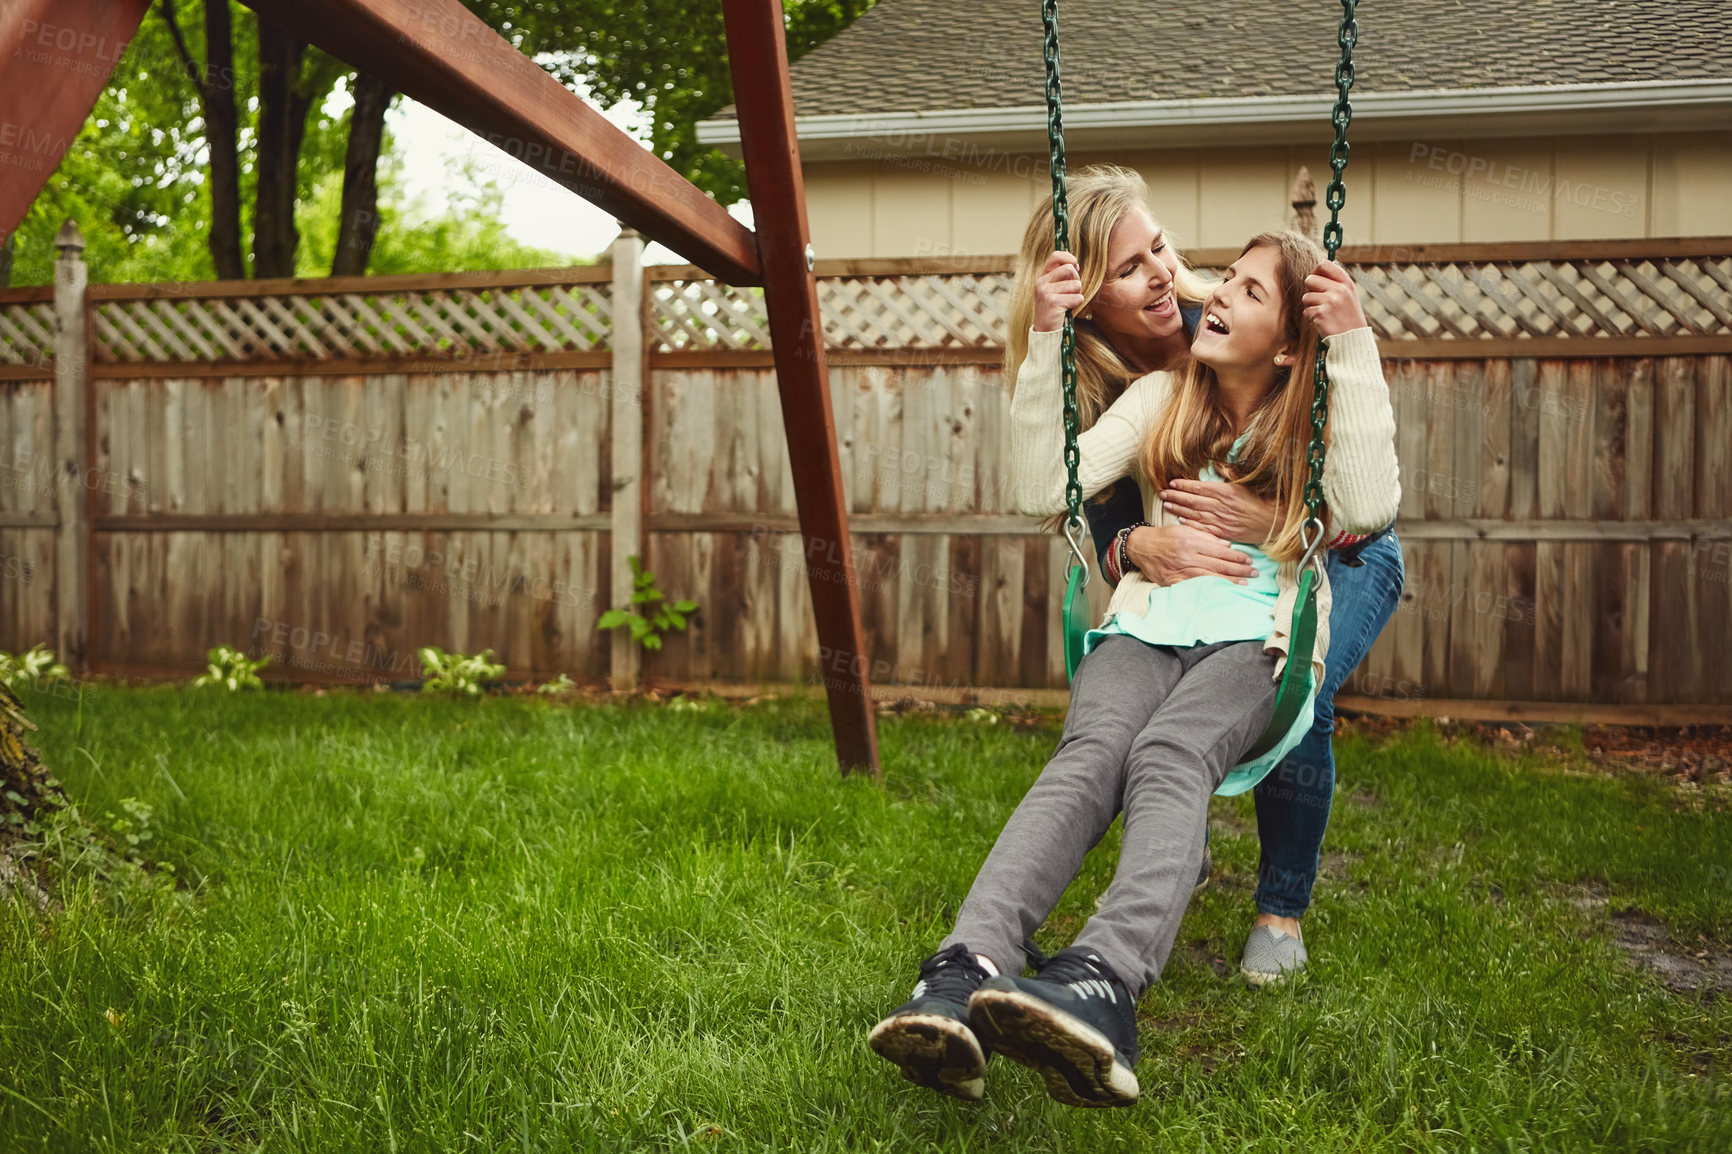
[2,686,1728,1152]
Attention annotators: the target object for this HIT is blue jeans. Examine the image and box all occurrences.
[1250,532,1405,918]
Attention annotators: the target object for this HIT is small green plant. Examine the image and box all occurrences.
[418,647,505,696]
[0,645,71,691]
[537,674,577,696]
[597,557,699,652]
[965,707,1000,725]
[192,646,270,691]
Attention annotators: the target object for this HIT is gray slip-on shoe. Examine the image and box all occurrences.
[1240,924,1307,988]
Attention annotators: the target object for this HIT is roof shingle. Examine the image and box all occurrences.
[756,0,1732,118]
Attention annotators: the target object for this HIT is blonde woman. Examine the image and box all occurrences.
[867,225,1399,1108]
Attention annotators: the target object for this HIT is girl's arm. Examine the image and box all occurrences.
[1304,260,1401,536]
[1009,327,1172,516]
[1318,326,1401,535]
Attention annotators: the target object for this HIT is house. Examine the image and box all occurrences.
[697,0,1732,259]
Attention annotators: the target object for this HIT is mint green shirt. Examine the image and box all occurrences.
[1084,443,1318,795]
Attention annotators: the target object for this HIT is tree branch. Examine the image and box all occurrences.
[156,0,207,98]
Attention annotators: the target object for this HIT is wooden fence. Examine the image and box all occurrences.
[2,231,1730,721]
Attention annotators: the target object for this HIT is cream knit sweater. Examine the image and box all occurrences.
[1010,326,1401,681]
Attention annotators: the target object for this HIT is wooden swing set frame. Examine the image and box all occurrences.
[0,0,882,774]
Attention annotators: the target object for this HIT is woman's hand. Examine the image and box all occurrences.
[1033,251,1084,332]
[1126,523,1259,586]
[1158,478,1278,545]
[1302,259,1368,337]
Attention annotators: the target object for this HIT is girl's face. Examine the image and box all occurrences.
[1191,243,1293,374]
[1087,206,1183,347]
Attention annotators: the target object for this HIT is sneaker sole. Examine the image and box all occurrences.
[1240,961,1303,989]
[967,988,1138,1108]
[867,1012,986,1102]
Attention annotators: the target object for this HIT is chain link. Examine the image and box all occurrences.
[1040,0,1085,553]
[1302,0,1358,561]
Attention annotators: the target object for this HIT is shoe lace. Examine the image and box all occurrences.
[1030,947,1128,999]
[916,943,990,1003]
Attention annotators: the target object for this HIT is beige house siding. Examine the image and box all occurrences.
[802,131,1732,260]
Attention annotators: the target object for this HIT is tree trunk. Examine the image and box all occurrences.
[203,0,244,279]
[331,71,393,277]
[0,234,13,288]
[252,19,317,279]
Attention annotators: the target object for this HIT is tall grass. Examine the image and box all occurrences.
[2,686,1727,1151]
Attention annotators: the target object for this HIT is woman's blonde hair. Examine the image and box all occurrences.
[1138,230,1330,563]
[1005,165,1212,433]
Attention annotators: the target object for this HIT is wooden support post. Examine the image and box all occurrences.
[722,0,881,775]
[0,0,150,238]
[51,221,89,671]
[610,229,645,691]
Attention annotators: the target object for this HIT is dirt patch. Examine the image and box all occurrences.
[1611,911,1732,997]
[1335,716,1732,789]
[1559,884,1732,997]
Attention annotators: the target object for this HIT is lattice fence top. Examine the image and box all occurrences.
[1353,255,1732,342]
[0,300,57,367]
[1,252,1727,369]
[86,282,613,365]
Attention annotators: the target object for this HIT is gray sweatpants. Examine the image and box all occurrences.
[943,635,1279,997]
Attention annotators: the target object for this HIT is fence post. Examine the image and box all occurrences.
[51,219,89,672]
[609,228,645,691]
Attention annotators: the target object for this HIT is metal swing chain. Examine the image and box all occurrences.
[1040,0,1089,577]
[1298,0,1358,574]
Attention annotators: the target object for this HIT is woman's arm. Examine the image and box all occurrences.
[1088,479,1144,579]
[1009,328,1172,516]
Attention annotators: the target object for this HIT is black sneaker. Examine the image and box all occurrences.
[867,943,992,1101]
[967,946,1140,1108]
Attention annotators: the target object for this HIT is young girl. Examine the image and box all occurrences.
[867,229,1399,1108]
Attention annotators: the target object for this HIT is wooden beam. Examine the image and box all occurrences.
[1334,695,1732,727]
[0,0,149,240]
[93,513,611,533]
[722,0,880,776]
[87,264,615,300]
[237,0,761,286]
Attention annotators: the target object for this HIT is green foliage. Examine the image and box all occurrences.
[596,555,699,651]
[191,646,270,692]
[536,673,577,696]
[9,4,354,285]
[0,646,71,692]
[417,647,506,696]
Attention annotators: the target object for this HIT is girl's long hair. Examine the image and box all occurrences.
[1138,230,1330,564]
[1005,165,1212,433]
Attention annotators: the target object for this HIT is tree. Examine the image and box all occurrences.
[159,0,244,279]
[332,72,395,276]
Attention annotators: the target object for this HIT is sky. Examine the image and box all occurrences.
[383,93,752,265]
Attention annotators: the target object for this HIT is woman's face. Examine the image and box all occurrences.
[1086,206,1183,347]
[1191,243,1292,374]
